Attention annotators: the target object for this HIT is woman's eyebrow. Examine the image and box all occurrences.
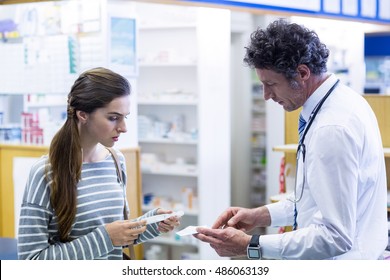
[107,112,123,116]
[107,112,130,116]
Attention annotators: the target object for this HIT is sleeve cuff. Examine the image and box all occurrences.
[98,225,115,253]
[265,199,294,227]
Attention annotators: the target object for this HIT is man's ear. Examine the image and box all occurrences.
[296,64,311,81]
[76,110,88,124]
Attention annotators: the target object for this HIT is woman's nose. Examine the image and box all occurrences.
[118,121,127,133]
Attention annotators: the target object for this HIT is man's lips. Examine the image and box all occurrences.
[273,99,283,105]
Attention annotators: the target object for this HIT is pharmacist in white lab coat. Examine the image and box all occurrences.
[195,19,388,260]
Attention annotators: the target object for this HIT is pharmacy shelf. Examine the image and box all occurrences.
[252,130,266,134]
[252,163,266,169]
[139,138,197,145]
[142,205,198,216]
[384,147,390,157]
[25,101,66,108]
[149,235,198,247]
[142,169,198,177]
[250,80,267,209]
[139,62,196,67]
[272,144,298,153]
[138,100,198,106]
[270,192,289,203]
[139,24,196,30]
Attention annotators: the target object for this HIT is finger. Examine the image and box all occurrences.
[212,211,232,229]
[128,234,137,241]
[196,227,222,238]
[157,223,169,232]
[161,219,174,225]
[226,216,241,227]
[127,238,135,244]
[194,233,220,244]
[125,232,138,245]
[158,226,170,233]
[238,228,247,232]
[162,218,180,226]
[130,225,147,235]
[129,220,146,228]
[168,216,180,222]
[157,208,172,215]
[158,222,174,232]
[228,208,249,227]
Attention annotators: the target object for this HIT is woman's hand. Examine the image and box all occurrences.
[156,208,181,233]
[105,220,146,246]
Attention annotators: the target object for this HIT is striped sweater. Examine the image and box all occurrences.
[18,149,160,260]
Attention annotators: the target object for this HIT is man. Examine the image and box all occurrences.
[195,19,388,259]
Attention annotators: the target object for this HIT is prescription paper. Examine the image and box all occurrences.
[175,225,209,236]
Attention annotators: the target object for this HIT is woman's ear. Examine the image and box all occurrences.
[76,110,89,124]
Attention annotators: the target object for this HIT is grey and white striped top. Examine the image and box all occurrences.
[18,149,160,260]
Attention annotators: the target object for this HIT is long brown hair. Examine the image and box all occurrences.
[48,67,131,241]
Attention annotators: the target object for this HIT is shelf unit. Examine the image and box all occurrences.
[250,78,267,208]
[135,3,231,260]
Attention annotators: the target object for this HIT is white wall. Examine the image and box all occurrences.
[197,7,231,259]
[230,11,253,208]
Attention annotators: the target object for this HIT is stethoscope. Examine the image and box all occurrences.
[289,79,340,204]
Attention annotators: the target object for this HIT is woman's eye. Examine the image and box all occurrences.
[109,116,119,121]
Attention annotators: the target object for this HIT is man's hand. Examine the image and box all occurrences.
[194,227,251,257]
[212,206,270,231]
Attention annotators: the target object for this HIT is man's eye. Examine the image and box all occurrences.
[109,116,119,121]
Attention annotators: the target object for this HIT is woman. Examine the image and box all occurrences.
[18,67,180,259]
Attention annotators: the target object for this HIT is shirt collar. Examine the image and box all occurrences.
[301,73,338,121]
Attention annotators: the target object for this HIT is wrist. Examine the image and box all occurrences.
[247,234,262,259]
[255,206,271,227]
